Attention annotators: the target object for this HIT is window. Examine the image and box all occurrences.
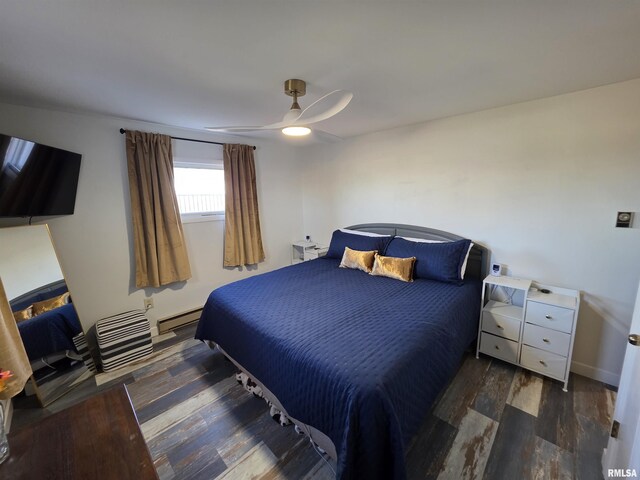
[173,162,225,222]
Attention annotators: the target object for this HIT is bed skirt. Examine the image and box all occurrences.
[212,342,337,460]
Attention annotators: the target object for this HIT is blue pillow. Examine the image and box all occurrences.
[326,230,393,259]
[385,237,471,284]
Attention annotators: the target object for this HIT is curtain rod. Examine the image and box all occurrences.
[119,128,256,150]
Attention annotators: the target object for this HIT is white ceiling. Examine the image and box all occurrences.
[1,1,640,142]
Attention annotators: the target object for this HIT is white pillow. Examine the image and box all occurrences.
[340,228,390,238]
[398,236,444,244]
[460,242,474,280]
[396,235,474,279]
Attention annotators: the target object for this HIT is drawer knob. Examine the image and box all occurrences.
[496,325,504,330]
[539,360,547,367]
[494,345,500,350]
[545,314,552,319]
[543,338,550,343]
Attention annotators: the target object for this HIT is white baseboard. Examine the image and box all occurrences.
[150,325,159,337]
[571,360,620,387]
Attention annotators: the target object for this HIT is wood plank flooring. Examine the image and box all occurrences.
[11,324,616,479]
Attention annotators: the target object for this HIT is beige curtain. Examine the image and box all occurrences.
[0,277,31,399]
[223,144,265,267]
[126,130,192,288]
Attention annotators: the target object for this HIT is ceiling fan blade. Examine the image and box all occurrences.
[293,90,353,126]
[312,129,344,143]
[205,86,352,133]
[204,126,266,133]
[205,119,291,133]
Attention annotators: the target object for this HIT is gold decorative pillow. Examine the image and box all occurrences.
[13,305,34,323]
[370,253,416,282]
[339,247,377,273]
[32,292,70,316]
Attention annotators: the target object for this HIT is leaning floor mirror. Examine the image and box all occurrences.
[0,224,96,407]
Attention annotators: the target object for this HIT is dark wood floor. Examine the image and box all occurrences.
[12,324,615,479]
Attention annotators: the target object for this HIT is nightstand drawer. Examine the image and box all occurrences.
[525,301,574,333]
[520,345,567,380]
[482,311,521,341]
[523,323,571,356]
[304,247,328,261]
[479,332,518,364]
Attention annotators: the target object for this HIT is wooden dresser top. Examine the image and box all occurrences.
[1,385,158,480]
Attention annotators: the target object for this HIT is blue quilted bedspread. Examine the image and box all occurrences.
[195,258,480,480]
[18,303,82,360]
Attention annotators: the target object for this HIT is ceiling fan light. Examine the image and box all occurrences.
[282,126,311,137]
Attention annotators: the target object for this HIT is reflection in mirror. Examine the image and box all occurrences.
[0,224,95,407]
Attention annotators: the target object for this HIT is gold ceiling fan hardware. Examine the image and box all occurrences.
[284,79,306,98]
[284,79,306,111]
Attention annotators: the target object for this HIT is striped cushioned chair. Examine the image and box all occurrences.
[96,310,153,372]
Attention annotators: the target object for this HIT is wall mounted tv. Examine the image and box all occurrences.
[0,134,81,217]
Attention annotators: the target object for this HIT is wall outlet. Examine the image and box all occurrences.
[144,297,154,310]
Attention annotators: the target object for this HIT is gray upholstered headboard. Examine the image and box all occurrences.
[346,223,488,281]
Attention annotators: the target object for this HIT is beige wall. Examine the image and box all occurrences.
[301,78,640,385]
[0,103,304,333]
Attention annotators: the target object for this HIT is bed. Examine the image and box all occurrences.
[10,280,83,361]
[195,223,487,480]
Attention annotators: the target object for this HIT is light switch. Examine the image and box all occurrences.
[616,212,633,228]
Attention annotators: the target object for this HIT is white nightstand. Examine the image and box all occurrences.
[292,241,328,264]
[476,275,580,392]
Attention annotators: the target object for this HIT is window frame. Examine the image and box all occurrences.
[173,161,225,224]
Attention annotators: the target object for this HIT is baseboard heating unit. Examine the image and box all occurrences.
[157,307,203,334]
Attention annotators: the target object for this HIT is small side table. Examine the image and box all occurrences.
[303,245,328,261]
[292,241,327,264]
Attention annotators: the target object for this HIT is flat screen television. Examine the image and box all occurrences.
[0,134,81,217]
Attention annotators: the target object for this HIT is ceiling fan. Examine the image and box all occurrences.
[205,79,353,140]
